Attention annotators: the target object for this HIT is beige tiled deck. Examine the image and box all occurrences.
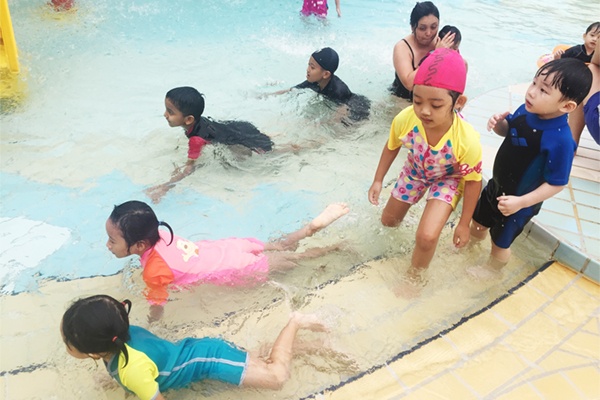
[316,262,599,399]
[314,85,600,399]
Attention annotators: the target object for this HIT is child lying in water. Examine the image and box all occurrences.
[105,200,349,321]
[145,87,273,203]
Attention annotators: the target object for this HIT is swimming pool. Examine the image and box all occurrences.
[0,0,597,398]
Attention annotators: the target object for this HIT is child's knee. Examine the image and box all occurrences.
[267,368,290,390]
[381,212,403,227]
[415,230,439,250]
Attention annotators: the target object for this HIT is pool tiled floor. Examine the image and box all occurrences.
[316,84,600,399]
[316,262,600,400]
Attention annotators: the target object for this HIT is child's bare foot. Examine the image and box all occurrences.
[308,203,349,234]
[290,312,329,332]
[392,267,428,299]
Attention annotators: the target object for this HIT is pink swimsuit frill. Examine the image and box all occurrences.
[301,0,328,17]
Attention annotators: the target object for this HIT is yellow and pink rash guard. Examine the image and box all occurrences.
[140,231,269,305]
[388,106,482,208]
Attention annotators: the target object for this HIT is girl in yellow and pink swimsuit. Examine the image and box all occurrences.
[105,200,349,321]
[368,48,482,289]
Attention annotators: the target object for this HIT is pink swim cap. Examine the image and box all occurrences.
[414,48,467,94]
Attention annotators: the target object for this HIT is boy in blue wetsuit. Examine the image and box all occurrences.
[273,47,371,123]
[468,58,592,279]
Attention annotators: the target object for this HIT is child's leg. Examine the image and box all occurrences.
[267,243,343,272]
[470,220,489,241]
[467,241,511,279]
[264,203,349,252]
[381,196,412,227]
[241,312,327,390]
[410,200,454,272]
[490,242,511,267]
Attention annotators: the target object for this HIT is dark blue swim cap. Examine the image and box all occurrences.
[312,47,339,73]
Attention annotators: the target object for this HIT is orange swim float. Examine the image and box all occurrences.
[537,44,570,68]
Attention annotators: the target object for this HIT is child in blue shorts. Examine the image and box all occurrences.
[61,295,328,399]
[469,58,593,278]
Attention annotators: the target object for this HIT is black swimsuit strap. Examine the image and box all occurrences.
[402,38,417,70]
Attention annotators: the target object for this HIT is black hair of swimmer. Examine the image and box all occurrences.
[536,58,592,105]
[410,1,439,30]
[109,200,174,249]
[166,86,273,153]
[439,25,461,46]
[62,295,132,366]
[586,21,600,34]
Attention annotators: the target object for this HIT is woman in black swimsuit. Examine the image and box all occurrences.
[390,2,454,100]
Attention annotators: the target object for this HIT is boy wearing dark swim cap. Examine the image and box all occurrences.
[295,47,352,103]
[294,47,371,122]
[266,47,370,122]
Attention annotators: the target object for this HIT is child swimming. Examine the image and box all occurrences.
[368,48,482,293]
[61,294,329,399]
[145,87,274,203]
[106,200,349,321]
[270,47,371,124]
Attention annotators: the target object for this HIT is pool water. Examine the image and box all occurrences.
[0,0,597,398]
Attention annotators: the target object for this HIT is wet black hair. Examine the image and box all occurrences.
[410,1,440,30]
[62,295,132,366]
[535,58,593,105]
[439,25,462,46]
[165,86,205,121]
[585,22,600,34]
[109,200,174,250]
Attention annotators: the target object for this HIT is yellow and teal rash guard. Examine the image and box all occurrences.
[106,326,248,400]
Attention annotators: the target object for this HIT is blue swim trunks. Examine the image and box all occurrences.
[110,326,249,395]
[584,91,600,145]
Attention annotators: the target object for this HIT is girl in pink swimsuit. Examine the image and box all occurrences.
[301,0,341,18]
[105,200,349,321]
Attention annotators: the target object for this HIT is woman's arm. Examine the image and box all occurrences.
[392,39,418,92]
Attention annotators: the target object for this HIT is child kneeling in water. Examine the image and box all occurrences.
[106,200,349,321]
[61,295,328,399]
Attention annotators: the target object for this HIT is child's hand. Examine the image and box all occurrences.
[553,49,565,60]
[453,223,470,248]
[487,111,510,131]
[496,194,523,216]
[368,182,383,205]
[148,304,164,323]
[145,184,174,204]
